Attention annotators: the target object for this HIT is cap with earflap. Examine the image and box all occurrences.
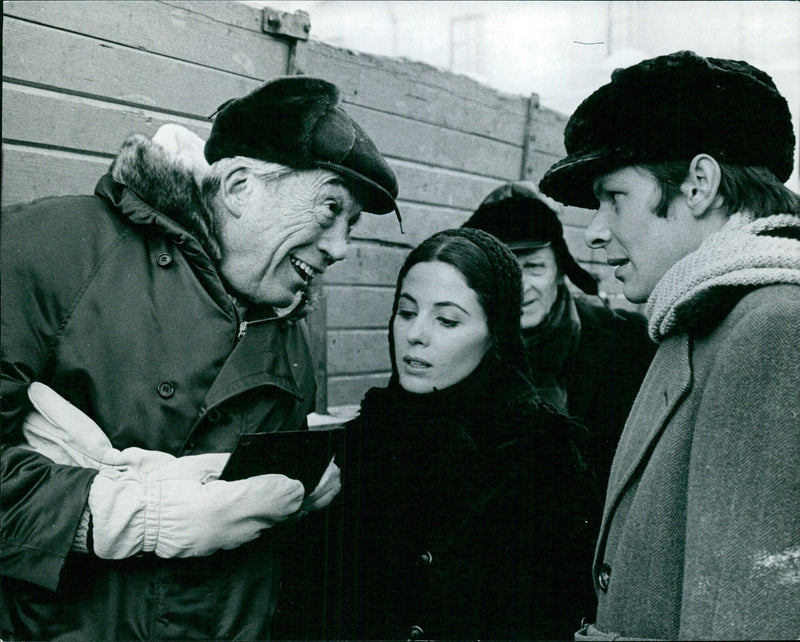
[204,76,400,221]
[539,50,796,209]
[462,181,598,295]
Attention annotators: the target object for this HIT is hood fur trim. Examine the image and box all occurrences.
[110,131,221,261]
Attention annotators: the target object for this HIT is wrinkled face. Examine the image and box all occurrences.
[515,245,561,329]
[587,166,696,303]
[393,261,492,394]
[217,168,361,307]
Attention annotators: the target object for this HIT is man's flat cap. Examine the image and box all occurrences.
[539,50,796,209]
[205,76,399,216]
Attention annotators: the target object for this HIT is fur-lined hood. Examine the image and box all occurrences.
[108,128,221,261]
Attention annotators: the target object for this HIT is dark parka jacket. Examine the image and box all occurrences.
[1,134,316,640]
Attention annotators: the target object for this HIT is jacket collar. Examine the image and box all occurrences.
[103,133,221,261]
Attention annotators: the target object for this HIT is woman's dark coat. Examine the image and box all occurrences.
[1,134,316,640]
[328,360,601,640]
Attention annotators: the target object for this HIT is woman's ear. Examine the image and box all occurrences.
[218,165,252,219]
[681,154,723,217]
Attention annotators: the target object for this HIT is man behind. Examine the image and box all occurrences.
[540,50,800,640]
[1,76,399,640]
[462,182,655,494]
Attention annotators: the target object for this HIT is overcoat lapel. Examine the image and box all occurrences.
[595,335,693,557]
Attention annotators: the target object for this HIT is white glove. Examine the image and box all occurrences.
[90,455,304,558]
[24,382,173,471]
[23,382,305,559]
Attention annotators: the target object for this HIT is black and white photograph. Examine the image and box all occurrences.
[2,1,799,639]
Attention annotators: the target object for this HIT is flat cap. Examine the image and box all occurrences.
[463,181,598,295]
[205,76,399,216]
[539,50,796,209]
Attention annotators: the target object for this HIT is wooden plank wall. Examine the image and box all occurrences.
[2,1,623,412]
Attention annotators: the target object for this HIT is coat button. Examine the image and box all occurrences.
[156,253,173,267]
[408,625,424,640]
[416,551,433,567]
[207,407,223,423]
[597,562,612,592]
[157,381,175,398]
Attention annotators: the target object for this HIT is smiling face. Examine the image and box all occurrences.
[216,167,361,307]
[393,261,492,394]
[515,245,561,328]
[586,165,701,303]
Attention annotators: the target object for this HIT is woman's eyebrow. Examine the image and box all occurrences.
[432,301,470,316]
[399,292,471,316]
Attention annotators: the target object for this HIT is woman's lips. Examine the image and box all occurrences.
[402,356,432,371]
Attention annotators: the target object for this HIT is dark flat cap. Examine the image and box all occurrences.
[463,181,598,295]
[539,50,796,209]
[205,76,399,216]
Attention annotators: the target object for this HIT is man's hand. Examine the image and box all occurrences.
[23,382,174,472]
[90,457,304,558]
[22,382,308,558]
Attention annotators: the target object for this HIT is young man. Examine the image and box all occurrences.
[1,76,399,640]
[540,50,800,640]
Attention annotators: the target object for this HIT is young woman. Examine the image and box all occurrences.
[333,228,600,640]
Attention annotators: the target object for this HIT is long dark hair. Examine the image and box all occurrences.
[388,228,530,385]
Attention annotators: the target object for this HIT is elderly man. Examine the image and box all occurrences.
[1,76,398,640]
[540,51,800,640]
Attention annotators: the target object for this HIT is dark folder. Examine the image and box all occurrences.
[219,428,345,491]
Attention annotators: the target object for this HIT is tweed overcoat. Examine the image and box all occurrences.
[1,133,317,640]
[591,283,800,640]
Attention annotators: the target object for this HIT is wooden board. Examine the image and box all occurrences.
[346,103,523,179]
[3,1,287,79]
[2,84,212,156]
[327,373,391,408]
[305,40,529,144]
[327,329,390,375]
[3,18,263,117]
[1,146,110,207]
[352,202,474,248]
[324,242,411,286]
[324,285,395,329]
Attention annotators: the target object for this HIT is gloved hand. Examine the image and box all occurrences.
[23,382,173,472]
[22,382,305,559]
[90,455,304,558]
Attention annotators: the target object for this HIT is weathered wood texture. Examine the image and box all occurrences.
[2,1,620,410]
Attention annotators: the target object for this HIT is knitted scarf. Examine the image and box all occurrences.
[646,212,800,341]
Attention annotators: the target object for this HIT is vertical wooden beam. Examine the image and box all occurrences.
[305,278,328,413]
[519,92,541,180]
[261,7,311,75]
